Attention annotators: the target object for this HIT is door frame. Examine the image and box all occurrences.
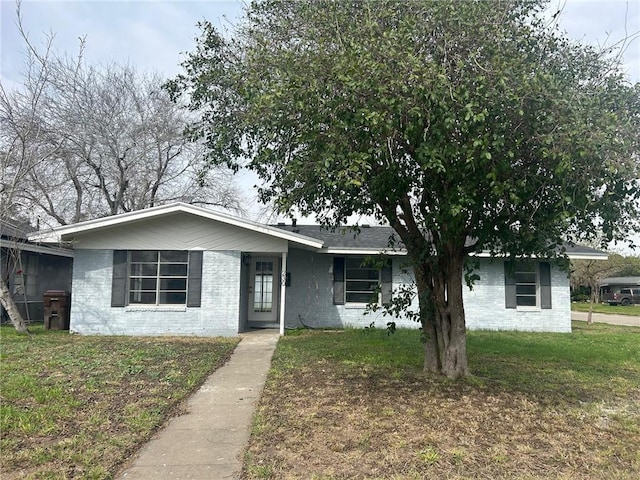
[247,255,280,324]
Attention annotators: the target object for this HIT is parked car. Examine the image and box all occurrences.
[605,288,640,306]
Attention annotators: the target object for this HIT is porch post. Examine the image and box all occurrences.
[279,252,287,335]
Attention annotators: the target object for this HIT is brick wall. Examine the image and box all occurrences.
[464,260,571,332]
[68,247,571,336]
[284,249,571,332]
[284,249,420,330]
[69,250,241,336]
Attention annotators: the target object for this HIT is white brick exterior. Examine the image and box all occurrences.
[69,250,241,336]
[68,247,571,337]
[464,260,571,332]
[284,249,571,332]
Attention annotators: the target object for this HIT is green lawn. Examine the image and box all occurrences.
[571,302,640,316]
[0,325,239,479]
[243,323,640,479]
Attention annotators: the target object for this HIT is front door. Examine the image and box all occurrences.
[248,256,279,324]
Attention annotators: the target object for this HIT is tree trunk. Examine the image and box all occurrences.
[414,250,469,378]
[0,278,31,335]
[433,249,470,378]
[415,264,440,373]
[587,287,595,325]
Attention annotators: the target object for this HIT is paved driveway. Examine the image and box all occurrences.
[571,310,640,327]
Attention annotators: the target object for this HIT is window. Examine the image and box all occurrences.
[253,261,274,312]
[128,251,188,305]
[504,261,551,309]
[514,263,537,307]
[333,256,392,305]
[345,257,380,304]
[111,250,203,307]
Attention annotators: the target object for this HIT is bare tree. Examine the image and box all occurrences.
[0,3,63,334]
[2,1,244,229]
[1,1,244,332]
[572,258,618,324]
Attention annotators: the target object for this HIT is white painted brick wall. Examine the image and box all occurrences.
[70,250,241,336]
[284,249,419,330]
[464,260,571,332]
[69,248,571,336]
[284,249,571,332]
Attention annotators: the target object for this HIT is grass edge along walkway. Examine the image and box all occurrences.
[0,325,239,480]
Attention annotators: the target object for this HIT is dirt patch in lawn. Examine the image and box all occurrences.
[242,329,640,479]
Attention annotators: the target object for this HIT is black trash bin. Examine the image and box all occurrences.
[43,290,70,330]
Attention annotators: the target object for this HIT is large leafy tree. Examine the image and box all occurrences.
[168,0,640,377]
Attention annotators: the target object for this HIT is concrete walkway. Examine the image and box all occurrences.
[117,330,280,480]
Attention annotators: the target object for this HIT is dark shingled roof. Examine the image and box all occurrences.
[274,225,398,249]
[273,224,607,257]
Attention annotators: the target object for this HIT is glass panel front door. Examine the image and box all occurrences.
[248,256,279,323]
[253,261,273,312]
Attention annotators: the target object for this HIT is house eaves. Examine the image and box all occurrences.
[28,203,324,250]
[0,239,74,257]
[322,247,407,255]
[274,224,607,260]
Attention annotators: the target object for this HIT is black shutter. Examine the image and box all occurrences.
[504,261,517,309]
[333,256,345,305]
[111,250,128,307]
[539,261,552,309]
[381,260,392,305]
[187,251,203,308]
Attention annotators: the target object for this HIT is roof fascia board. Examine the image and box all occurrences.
[564,253,609,260]
[322,248,407,255]
[471,251,608,260]
[321,248,607,260]
[28,203,324,249]
[0,239,74,257]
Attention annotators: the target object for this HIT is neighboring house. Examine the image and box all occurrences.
[28,203,606,336]
[600,277,640,298]
[1,221,74,323]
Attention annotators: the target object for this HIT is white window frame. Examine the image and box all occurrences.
[514,262,539,308]
[128,250,189,306]
[344,256,381,305]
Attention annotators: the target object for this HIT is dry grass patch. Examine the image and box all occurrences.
[243,323,640,479]
[0,325,239,479]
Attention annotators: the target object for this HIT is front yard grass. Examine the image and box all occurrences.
[243,322,640,479]
[0,325,239,479]
[571,302,640,316]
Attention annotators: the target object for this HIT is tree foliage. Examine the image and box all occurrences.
[169,0,640,377]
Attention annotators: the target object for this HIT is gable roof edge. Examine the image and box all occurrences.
[28,203,324,249]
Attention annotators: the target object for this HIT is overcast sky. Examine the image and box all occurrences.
[1,0,639,248]
[2,0,638,85]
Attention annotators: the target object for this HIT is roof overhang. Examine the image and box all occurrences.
[563,252,609,261]
[0,239,74,257]
[28,203,324,250]
[320,247,607,260]
[322,247,407,255]
[470,251,608,260]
